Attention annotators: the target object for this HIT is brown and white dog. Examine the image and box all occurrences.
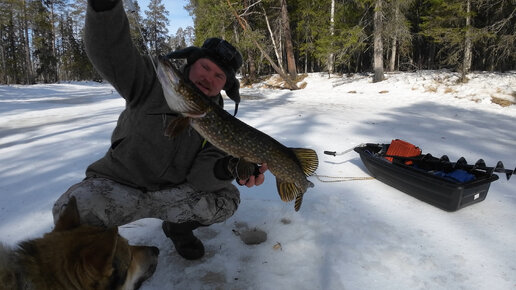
[0,197,159,290]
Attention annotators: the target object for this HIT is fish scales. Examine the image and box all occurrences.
[157,58,318,211]
[192,107,307,186]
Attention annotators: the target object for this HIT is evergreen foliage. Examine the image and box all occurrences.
[0,0,514,84]
[143,0,169,56]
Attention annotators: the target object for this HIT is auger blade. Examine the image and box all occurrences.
[475,159,486,169]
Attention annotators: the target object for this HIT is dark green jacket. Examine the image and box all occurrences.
[84,1,230,192]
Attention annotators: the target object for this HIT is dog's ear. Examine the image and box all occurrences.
[81,228,119,277]
[54,196,81,231]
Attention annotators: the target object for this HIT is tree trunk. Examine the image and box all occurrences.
[280,0,297,79]
[304,28,309,73]
[226,0,298,89]
[248,51,257,81]
[328,0,335,75]
[49,2,58,82]
[373,0,385,82]
[389,36,397,71]
[462,0,472,82]
[389,3,399,72]
[0,28,5,84]
[263,7,284,73]
[22,0,34,84]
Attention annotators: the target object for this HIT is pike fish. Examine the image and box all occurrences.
[156,58,318,211]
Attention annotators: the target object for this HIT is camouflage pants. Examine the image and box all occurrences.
[52,177,240,228]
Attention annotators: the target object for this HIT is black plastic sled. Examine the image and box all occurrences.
[347,140,514,212]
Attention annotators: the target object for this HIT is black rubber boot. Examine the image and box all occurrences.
[162,221,205,260]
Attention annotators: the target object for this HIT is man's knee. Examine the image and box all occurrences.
[193,185,240,225]
[52,178,120,228]
[53,182,83,225]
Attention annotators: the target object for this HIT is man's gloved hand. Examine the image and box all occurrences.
[227,157,259,181]
[214,156,268,187]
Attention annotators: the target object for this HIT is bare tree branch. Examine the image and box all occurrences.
[226,0,299,89]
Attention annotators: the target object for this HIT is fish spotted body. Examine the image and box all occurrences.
[157,58,318,211]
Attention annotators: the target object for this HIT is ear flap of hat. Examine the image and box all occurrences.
[224,78,240,115]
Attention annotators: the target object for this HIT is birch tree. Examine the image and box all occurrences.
[262,5,284,73]
[225,0,299,89]
[328,0,335,74]
[22,0,34,83]
[462,0,472,81]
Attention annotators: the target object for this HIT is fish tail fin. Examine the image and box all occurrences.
[285,148,318,211]
[294,192,304,211]
[290,148,319,176]
[276,179,308,211]
[275,179,302,202]
[294,181,315,211]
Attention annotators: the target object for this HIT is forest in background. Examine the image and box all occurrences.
[0,0,514,85]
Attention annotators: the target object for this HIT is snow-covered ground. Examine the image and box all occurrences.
[1,70,515,289]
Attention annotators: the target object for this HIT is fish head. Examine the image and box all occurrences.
[157,58,182,89]
[157,58,206,115]
[157,58,183,109]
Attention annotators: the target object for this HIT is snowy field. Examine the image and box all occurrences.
[0,70,515,289]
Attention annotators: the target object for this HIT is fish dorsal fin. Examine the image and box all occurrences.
[290,148,319,176]
[275,179,302,202]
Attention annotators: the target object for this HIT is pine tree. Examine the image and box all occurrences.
[295,0,334,73]
[169,27,188,50]
[280,0,297,78]
[384,0,414,71]
[0,0,34,84]
[186,0,236,45]
[475,0,515,71]
[31,0,58,83]
[124,0,147,55]
[372,0,384,82]
[0,0,19,84]
[419,0,490,77]
[143,0,170,56]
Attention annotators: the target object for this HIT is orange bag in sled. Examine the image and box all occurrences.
[385,139,422,165]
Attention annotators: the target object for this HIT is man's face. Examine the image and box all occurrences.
[188,58,227,97]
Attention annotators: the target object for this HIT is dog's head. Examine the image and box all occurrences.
[23,197,159,290]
